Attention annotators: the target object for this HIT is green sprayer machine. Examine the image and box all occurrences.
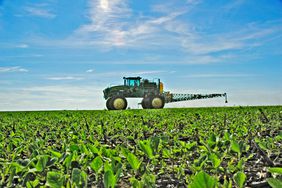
[103,77,228,110]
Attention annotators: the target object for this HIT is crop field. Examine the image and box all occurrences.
[0,106,282,188]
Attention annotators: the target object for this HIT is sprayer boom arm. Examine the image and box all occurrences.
[164,92,228,103]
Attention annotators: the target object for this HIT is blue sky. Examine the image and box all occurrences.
[0,0,281,111]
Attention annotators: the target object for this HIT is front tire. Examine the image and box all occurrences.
[106,98,114,110]
[108,96,127,110]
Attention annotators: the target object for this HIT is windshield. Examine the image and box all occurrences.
[126,79,140,87]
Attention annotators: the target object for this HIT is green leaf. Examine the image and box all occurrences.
[150,137,160,154]
[236,159,244,170]
[104,160,112,172]
[8,166,16,187]
[26,179,40,188]
[81,144,89,155]
[127,152,141,170]
[50,150,62,158]
[233,171,246,188]
[71,168,81,186]
[47,157,58,167]
[142,173,156,187]
[90,156,103,173]
[207,134,216,148]
[230,140,241,154]
[130,177,143,188]
[11,162,24,173]
[80,171,88,188]
[162,149,170,158]
[104,170,116,188]
[268,167,282,175]
[88,145,100,154]
[70,144,80,152]
[258,142,268,151]
[121,147,130,157]
[189,171,217,188]
[111,157,122,174]
[71,168,87,188]
[267,178,282,188]
[222,178,232,188]
[139,140,154,159]
[185,142,197,150]
[63,153,72,169]
[35,155,49,172]
[46,171,65,188]
[209,153,221,168]
[224,131,230,140]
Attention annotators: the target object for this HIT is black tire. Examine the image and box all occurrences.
[106,98,114,110]
[141,97,150,109]
[149,95,165,109]
[110,96,127,110]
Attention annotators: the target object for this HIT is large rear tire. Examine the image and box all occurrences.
[149,95,165,109]
[109,96,127,110]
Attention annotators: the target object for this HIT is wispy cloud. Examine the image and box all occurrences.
[93,70,167,77]
[223,0,245,11]
[75,0,278,54]
[0,66,28,73]
[184,73,258,78]
[15,43,29,48]
[26,0,282,66]
[76,0,131,46]
[24,3,56,18]
[86,69,94,73]
[181,22,281,55]
[0,85,105,111]
[75,0,188,47]
[186,0,201,5]
[134,70,167,75]
[46,76,84,81]
[0,43,30,49]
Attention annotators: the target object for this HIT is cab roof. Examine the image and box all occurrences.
[123,77,142,80]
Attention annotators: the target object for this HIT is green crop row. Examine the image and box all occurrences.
[0,106,281,187]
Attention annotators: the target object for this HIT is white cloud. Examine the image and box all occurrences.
[15,44,29,48]
[135,70,165,75]
[78,0,130,32]
[181,24,281,55]
[24,4,56,18]
[223,0,245,11]
[0,85,105,111]
[0,43,30,49]
[183,73,258,78]
[75,0,188,47]
[186,0,201,5]
[70,1,280,53]
[91,70,167,77]
[86,69,95,73]
[25,0,282,65]
[46,76,84,81]
[0,66,28,73]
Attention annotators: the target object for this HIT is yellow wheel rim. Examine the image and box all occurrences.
[152,97,163,108]
[113,98,125,110]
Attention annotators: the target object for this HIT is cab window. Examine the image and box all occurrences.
[128,79,140,87]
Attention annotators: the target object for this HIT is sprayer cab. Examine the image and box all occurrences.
[123,77,141,87]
